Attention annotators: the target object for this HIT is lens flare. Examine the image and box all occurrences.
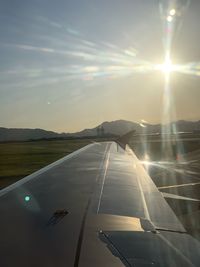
[25,195,30,202]
[169,9,176,16]
[155,54,178,74]
[167,15,173,22]
[157,59,173,73]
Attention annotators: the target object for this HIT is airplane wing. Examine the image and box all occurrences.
[0,141,199,266]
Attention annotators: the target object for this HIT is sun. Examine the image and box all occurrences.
[155,57,176,74]
[160,58,173,73]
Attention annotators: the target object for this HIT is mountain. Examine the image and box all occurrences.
[72,119,200,137]
[72,119,162,137]
[72,120,143,137]
[0,120,200,142]
[172,120,200,132]
[0,127,68,142]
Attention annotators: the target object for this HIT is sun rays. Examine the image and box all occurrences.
[0,0,199,115]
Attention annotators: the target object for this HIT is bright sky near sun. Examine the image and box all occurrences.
[0,0,200,133]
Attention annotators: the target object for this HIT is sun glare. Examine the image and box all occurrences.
[169,9,176,16]
[155,57,176,74]
[160,59,173,73]
[167,15,173,22]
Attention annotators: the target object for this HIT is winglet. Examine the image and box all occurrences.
[116,130,136,150]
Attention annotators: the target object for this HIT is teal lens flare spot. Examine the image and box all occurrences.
[25,195,30,202]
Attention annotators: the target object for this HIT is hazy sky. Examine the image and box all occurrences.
[0,0,200,132]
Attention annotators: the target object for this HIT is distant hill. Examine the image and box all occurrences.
[72,120,144,137]
[1,120,200,142]
[172,120,200,132]
[74,120,200,136]
[69,119,200,137]
[0,127,68,142]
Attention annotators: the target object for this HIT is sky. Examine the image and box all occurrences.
[0,0,200,133]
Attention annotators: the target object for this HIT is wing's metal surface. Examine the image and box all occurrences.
[94,143,185,232]
[0,142,199,267]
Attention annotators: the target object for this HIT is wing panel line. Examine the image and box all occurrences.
[96,144,111,214]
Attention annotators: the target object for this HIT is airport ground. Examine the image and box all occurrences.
[130,136,200,240]
[0,139,93,189]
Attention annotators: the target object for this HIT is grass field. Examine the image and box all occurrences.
[0,139,93,189]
